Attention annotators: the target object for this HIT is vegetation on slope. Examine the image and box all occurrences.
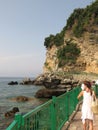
[57,40,80,67]
[44,0,98,48]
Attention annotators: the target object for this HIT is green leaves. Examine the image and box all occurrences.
[44,0,98,48]
[57,42,80,67]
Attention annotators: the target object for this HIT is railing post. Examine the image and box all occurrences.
[65,92,69,121]
[51,96,56,130]
[73,88,78,109]
[15,113,22,130]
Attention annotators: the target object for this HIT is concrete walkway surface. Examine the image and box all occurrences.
[62,103,98,130]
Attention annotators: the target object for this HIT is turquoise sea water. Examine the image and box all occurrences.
[0,77,45,129]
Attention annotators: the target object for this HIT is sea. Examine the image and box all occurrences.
[0,77,46,129]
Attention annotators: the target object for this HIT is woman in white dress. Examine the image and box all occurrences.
[77,81,96,130]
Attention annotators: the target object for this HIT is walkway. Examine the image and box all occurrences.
[62,103,98,130]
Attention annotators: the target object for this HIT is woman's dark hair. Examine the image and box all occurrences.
[83,80,92,95]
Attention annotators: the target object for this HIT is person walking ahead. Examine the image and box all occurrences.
[77,80,96,130]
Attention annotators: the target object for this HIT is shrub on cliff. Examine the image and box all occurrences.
[44,0,98,48]
[66,0,98,37]
[57,41,80,67]
[44,30,65,48]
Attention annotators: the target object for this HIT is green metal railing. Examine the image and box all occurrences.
[6,85,98,130]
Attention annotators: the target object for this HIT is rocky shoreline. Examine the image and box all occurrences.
[33,73,79,98]
[8,72,98,99]
[32,72,98,98]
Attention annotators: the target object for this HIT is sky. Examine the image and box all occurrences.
[0,0,94,77]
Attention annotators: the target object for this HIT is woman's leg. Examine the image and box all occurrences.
[88,120,93,130]
[83,119,87,130]
[83,123,86,130]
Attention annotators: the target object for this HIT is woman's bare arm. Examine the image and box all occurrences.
[77,91,83,99]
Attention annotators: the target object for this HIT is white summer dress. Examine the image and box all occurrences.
[81,91,94,124]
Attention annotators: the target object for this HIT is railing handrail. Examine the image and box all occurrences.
[6,85,98,130]
[23,99,52,118]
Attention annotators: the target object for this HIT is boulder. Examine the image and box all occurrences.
[20,78,33,85]
[35,88,66,98]
[8,81,18,85]
[4,107,19,118]
[43,78,61,89]
[11,96,30,102]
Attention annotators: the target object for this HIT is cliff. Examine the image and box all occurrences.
[43,0,98,74]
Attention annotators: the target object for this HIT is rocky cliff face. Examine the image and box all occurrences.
[43,27,98,74]
[43,1,98,74]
